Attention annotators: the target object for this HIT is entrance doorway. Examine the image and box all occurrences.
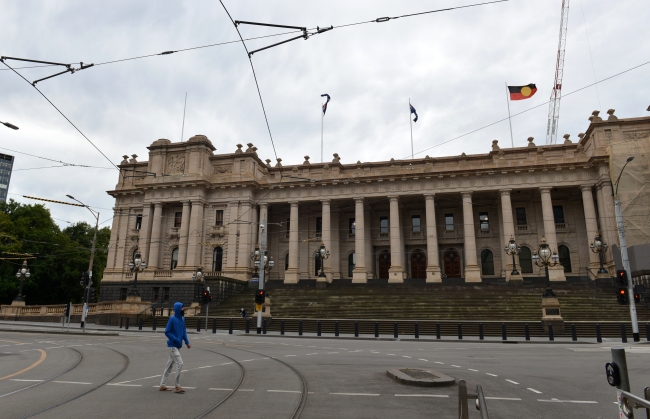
[378,251,390,279]
[443,249,461,278]
[410,250,427,279]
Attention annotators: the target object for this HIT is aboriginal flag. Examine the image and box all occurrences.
[508,84,537,100]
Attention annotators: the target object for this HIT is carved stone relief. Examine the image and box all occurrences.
[167,154,185,174]
[624,131,650,140]
[214,165,232,174]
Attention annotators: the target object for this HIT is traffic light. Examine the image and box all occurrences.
[202,290,209,303]
[634,284,645,304]
[616,270,628,288]
[64,302,71,317]
[88,287,96,303]
[80,271,90,287]
[208,294,213,303]
[255,289,266,305]
[617,288,629,305]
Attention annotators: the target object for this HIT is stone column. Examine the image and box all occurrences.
[186,201,205,268]
[320,199,332,283]
[387,195,405,283]
[148,203,164,269]
[461,192,481,282]
[499,189,521,281]
[424,194,441,282]
[284,201,300,284]
[581,185,601,270]
[139,204,154,265]
[177,201,191,267]
[539,187,565,281]
[225,201,239,270]
[595,183,615,266]
[236,200,252,277]
[352,198,368,283]
[330,206,341,280]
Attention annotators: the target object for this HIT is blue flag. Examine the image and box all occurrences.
[321,94,331,115]
[410,103,418,123]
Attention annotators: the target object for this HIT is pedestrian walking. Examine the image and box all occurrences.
[240,308,245,318]
[159,302,191,393]
[242,308,247,318]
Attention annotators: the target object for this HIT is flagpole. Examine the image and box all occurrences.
[505,82,514,148]
[409,98,414,160]
[321,104,324,163]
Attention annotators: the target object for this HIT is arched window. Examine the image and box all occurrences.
[285,253,289,271]
[315,254,322,276]
[519,246,533,274]
[348,252,356,277]
[170,248,179,270]
[481,249,494,276]
[212,247,223,272]
[558,245,572,273]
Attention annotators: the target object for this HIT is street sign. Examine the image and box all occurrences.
[606,362,620,387]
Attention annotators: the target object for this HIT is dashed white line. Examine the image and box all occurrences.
[538,399,597,404]
[434,362,444,365]
[418,359,428,362]
[10,379,43,382]
[451,365,461,368]
[505,379,519,385]
[527,388,542,394]
[268,390,301,393]
[330,393,380,396]
[210,388,233,391]
[306,353,318,356]
[402,356,412,358]
[53,381,91,385]
[468,369,479,372]
[107,383,142,387]
[327,352,339,354]
[395,394,449,398]
[285,355,297,357]
[486,373,498,377]
[486,397,522,401]
[387,354,396,356]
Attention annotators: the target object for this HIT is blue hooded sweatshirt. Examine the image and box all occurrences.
[164,302,190,349]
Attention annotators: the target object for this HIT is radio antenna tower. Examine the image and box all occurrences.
[546,0,570,145]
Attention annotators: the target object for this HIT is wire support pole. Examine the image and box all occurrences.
[505,82,514,148]
[181,92,187,142]
[257,214,267,334]
[546,0,570,145]
[409,98,414,159]
[615,198,640,341]
[321,107,324,163]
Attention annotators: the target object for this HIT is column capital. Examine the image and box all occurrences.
[153,202,163,208]
[499,189,512,196]
[387,195,399,202]
[354,197,364,203]
[259,202,269,209]
[580,184,595,192]
[539,187,552,194]
[461,191,472,199]
[181,200,191,206]
[320,199,331,205]
[424,194,435,200]
[289,200,299,207]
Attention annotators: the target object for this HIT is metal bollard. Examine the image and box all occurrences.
[125,317,130,330]
[571,324,577,341]
[355,321,359,338]
[375,322,379,338]
[263,319,267,334]
[281,320,285,335]
[414,322,419,339]
[228,318,233,334]
[299,320,303,336]
[457,323,462,340]
[197,318,201,332]
[317,320,321,337]
[621,323,627,343]
[119,317,123,328]
[646,323,650,342]
[335,321,339,337]
[548,324,554,341]
[501,323,507,341]
[596,323,602,343]
[214,318,218,334]
[139,318,143,330]
[394,322,398,339]
[153,317,157,331]
[479,323,484,341]
[524,323,530,341]
[436,323,441,340]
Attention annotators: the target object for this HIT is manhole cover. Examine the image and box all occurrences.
[400,369,439,380]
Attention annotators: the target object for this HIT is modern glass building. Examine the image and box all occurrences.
[0,153,14,202]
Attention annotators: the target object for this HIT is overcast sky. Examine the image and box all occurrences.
[1,0,649,228]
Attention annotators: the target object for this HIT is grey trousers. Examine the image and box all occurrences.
[160,347,183,387]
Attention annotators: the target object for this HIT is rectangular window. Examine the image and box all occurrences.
[379,216,389,234]
[349,218,356,235]
[445,214,454,231]
[153,287,160,302]
[174,212,182,228]
[215,210,224,226]
[163,287,170,303]
[120,288,128,301]
[135,214,143,230]
[316,217,322,238]
[553,205,565,224]
[479,212,489,230]
[515,208,527,225]
[412,215,421,232]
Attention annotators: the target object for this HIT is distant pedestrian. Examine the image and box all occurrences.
[240,308,245,318]
[159,302,191,393]
[242,308,247,318]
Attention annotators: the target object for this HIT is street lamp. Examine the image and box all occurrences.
[251,245,261,280]
[504,237,521,276]
[315,241,330,278]
[128,252,146,297]
[1,120,19,130]
[13,260,31,303]
[191,267,205,303]
[532,237,559,297]
[613,155,640,342]
[589,233,608,275]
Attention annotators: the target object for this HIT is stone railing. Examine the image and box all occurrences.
[154,270,173,278]
[1,300,201,317]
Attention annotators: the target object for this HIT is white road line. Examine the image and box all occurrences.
[10,379,43,382]
[527,388,542,394]
[451,365,461,368]
[434,362,444,365]
[538,399,598,404]
[268,390,301,393]
[238,389,255,392]
[115,374,162,384]
[45,346,63,349]
[306,353,318,356]
[419,359,429,362]
[285,355,297,357]
[240,359,257,362]
[403,356,412,358]
[107,383,142,387]
[505,379,519,385]
[327,352,339,354]
[210,388,233,391]
[468,369,479,372]
[486,373,498,377]
[330,393,380,396]
[395,394,449,398]
[387,354,396,356]
[53,381,92,385]
[485,397,522,401]
[67,345,82,347]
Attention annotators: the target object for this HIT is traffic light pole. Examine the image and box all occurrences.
[81,211,99,332]
[615,199,639,342]
[257,216,267,334]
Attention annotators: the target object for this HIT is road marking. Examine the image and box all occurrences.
[268,390,301,393]
[107,383,142,387]
[419,359,428,362]
[0,349,46,380]
[486,373,498,377]
[330,393,380,396]
[506,380,519,385]
[403,356,412,358]
[210,388,233,391]
[468,369,479,372]
[285,355,296,357]
[434,362,444,365]
[486,397,522,401]
[306,353,318,356]
[387,354,396,356]
[53,381,91,385]
[10,379,43,382]
[451,365,461,368]
[67,345,82,347]
[238,389,255,392]
[527,388,542,394]
[395,394,448,398]
[538,399,597,404]
[45,346,63,349]
[327,352,339,354]
[115,374,162,384]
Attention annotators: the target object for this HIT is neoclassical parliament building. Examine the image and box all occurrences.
[100,110,650,303]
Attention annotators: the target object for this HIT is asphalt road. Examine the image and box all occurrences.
[1,326,649,419]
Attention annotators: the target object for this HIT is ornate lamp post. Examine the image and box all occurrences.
[532,237,559,298]
[251,245,261,280]
[590,233,608,275]
[13,260,31,304]
[315,241,330,278]
[191,266,205,303]
[504,237,521,277]
[128,252,146,298]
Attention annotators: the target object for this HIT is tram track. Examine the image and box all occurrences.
[194,349,246,419]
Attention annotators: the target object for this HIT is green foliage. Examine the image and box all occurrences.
[0,199,111,305]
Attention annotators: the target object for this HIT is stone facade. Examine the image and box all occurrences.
[101,111,650,300]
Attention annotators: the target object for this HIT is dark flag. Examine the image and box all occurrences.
[321,94,331,115]
[409,103,418,122]
[508,84,537,100]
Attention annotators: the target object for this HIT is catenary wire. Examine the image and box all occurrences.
[0,146,111,168]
